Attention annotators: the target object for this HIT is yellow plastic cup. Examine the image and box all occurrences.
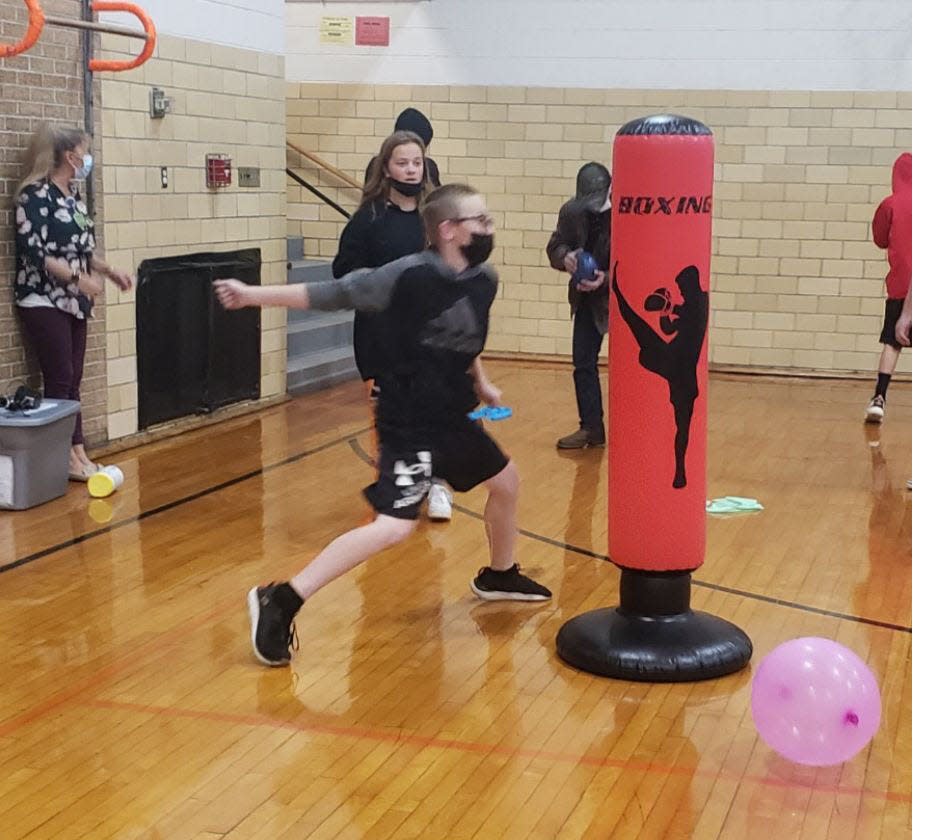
[88,465,124,498]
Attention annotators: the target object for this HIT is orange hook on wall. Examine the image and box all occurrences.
[1,0,157,72]
[87,1,157,72]
[0,0,46,59]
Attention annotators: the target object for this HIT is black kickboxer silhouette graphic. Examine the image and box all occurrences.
[612,264,708,488]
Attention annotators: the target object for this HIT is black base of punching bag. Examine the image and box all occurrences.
[556,569,752,682]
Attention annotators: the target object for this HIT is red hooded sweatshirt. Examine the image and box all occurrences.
[871,152,912,299]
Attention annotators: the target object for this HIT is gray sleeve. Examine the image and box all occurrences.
[306,253,422,313]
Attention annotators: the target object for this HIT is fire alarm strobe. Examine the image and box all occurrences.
[206,154,232,188]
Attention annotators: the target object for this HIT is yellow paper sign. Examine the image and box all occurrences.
[320,16,352,45]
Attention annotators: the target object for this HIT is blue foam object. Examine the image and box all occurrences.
[571,251,599,288]
[468,405,513,421]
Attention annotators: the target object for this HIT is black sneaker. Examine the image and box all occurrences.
[471,564,552,601]
[247,584,299,666]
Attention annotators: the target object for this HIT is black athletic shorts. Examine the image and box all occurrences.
[364,419,509,520]
[880,297,911,350]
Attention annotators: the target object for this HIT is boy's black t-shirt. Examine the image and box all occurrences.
[308,251,497,434]
[331,200,426,382]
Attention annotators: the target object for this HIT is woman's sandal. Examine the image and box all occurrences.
[68,463,97,482]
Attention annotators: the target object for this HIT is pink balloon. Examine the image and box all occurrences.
[751,637,881,766]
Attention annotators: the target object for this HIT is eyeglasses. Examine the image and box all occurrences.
[451,214,494,227]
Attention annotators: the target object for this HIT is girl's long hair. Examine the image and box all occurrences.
[360,130,429,209]
[15,124,88,198]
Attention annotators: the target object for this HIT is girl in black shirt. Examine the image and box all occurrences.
[333,132,457,521]
[332,130,429,381]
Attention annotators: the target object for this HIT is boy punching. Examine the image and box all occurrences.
[215,184,551,666]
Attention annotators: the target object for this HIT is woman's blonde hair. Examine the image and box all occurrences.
[360,130,429,208]
[15,124,88,198]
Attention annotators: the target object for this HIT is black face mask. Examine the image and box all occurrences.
[390,178,424,197]
[462,232,494,268]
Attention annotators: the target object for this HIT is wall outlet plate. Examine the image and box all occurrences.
[150,87,172,119]
[238,167,261,188]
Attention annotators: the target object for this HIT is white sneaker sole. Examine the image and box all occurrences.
[427,486,453,521]
[470,580,551,601]
[865,407,884,423]
[247,587,289,667]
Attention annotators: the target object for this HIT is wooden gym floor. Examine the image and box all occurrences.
[0,361,911,839]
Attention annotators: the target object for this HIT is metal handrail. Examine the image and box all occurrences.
[286,169,351,220]
[286,139,364,191]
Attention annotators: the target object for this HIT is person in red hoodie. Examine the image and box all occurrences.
[866,151,912,423]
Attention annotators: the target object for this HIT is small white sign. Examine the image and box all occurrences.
[0,455,14,507]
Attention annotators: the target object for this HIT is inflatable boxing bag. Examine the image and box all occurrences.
[556,115,752,681]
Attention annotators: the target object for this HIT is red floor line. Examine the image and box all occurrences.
[83,697,911,805]
[0,598,235,739]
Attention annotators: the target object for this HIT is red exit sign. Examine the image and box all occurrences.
[355,16,390,46]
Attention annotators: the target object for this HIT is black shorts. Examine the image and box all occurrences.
[880,298,911,350]
[363,420,509,520]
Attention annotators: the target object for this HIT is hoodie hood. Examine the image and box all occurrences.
[892,152,912,195]
[871,152,912,298]
[394,108,433,147]
[575,161,611,213]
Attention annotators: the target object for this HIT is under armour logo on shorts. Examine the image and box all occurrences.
[393,451,432,487]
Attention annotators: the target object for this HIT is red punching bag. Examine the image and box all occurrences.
[609,116,711,571]
[556,115,751,682]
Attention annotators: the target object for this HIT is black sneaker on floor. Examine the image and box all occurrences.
[470,564,552,601]
[247,584,299,666]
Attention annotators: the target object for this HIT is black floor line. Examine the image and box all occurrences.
[0,425,371,575]
[349,439,912,634]
[4,431,912,636]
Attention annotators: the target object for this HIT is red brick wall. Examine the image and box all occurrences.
[1,0,106,443]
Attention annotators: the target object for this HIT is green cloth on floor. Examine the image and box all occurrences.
[706,496,764,514]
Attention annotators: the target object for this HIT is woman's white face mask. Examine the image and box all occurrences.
[71,152,93,180]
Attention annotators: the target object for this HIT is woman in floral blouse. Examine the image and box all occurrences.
[13,125,134,481]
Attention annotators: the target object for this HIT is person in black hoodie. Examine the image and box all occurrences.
[333,130,429,385]
[546,162,611,449]
[364,108,441,189]
[335,130,455,521]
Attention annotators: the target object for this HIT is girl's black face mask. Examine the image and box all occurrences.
[390,178,424,197]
